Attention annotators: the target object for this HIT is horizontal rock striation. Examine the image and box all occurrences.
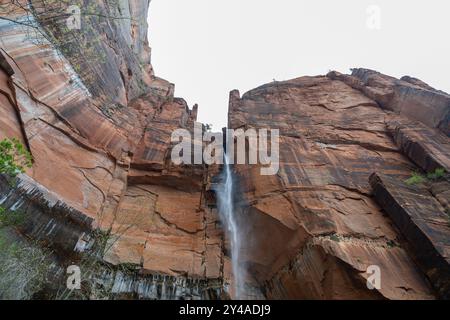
[386,117,450,173]
[227,72,449,299]
[328,69,450,136]
[0,0,226,299]
[1,1,449,300]
[370,173,450,299]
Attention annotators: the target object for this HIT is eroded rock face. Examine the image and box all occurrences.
[0,0,225,299]
[227,74,449,299]
[370,173,450,299]
[1,1,449,300]
[385,117,450,173]
[328,69,450,136]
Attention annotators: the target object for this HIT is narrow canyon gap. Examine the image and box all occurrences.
[0,0,448,299]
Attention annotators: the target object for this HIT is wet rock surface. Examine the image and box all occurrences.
[0,1,449,300]
[227,74,449,299]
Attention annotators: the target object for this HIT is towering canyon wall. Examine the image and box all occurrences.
[0,1,448,300]
[228,70,449,299]
[0,0,225,299]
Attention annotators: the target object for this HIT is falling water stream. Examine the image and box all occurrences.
[217,153,243,299]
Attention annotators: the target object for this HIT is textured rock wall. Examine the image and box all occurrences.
[227,73,449,299]
[0,0,226,298]
[1,0,449,300]
[370,173,450,299]
[329,69,450,136]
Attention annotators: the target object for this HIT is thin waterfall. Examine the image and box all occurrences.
[217,153,243,299]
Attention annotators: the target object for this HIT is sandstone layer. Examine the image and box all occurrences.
[0,0,225,299]
[226,71,449,299]
[0,1,449,300]
[370,173,450,299]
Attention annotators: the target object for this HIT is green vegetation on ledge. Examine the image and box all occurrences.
[405,168,447,186]
[0,138,32,179]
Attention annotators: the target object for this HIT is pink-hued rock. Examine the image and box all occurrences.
[1,0,449,300]
[370,173,450,298]
[328,69,450,136]
[0,0,225,299]
[227,75,446,299]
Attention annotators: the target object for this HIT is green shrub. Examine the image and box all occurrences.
[405,172,426,185]
[0,138,32,228]
[0,138,32,178]
[427,168,446,181]
[0,207,26,228]
[330,234,340,242]
[405,168,447,186]
[386,240,397,248]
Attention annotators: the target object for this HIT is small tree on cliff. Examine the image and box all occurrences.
[0,138,32,178]
[0,139,52,300]
[0,137,32,223]
[0,137,32,226]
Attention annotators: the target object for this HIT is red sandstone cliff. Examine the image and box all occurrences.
[0,0,224,299]
[226,70,449,299]
[0,1,449,300]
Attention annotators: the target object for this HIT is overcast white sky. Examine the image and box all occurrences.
[148,0,450,129]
